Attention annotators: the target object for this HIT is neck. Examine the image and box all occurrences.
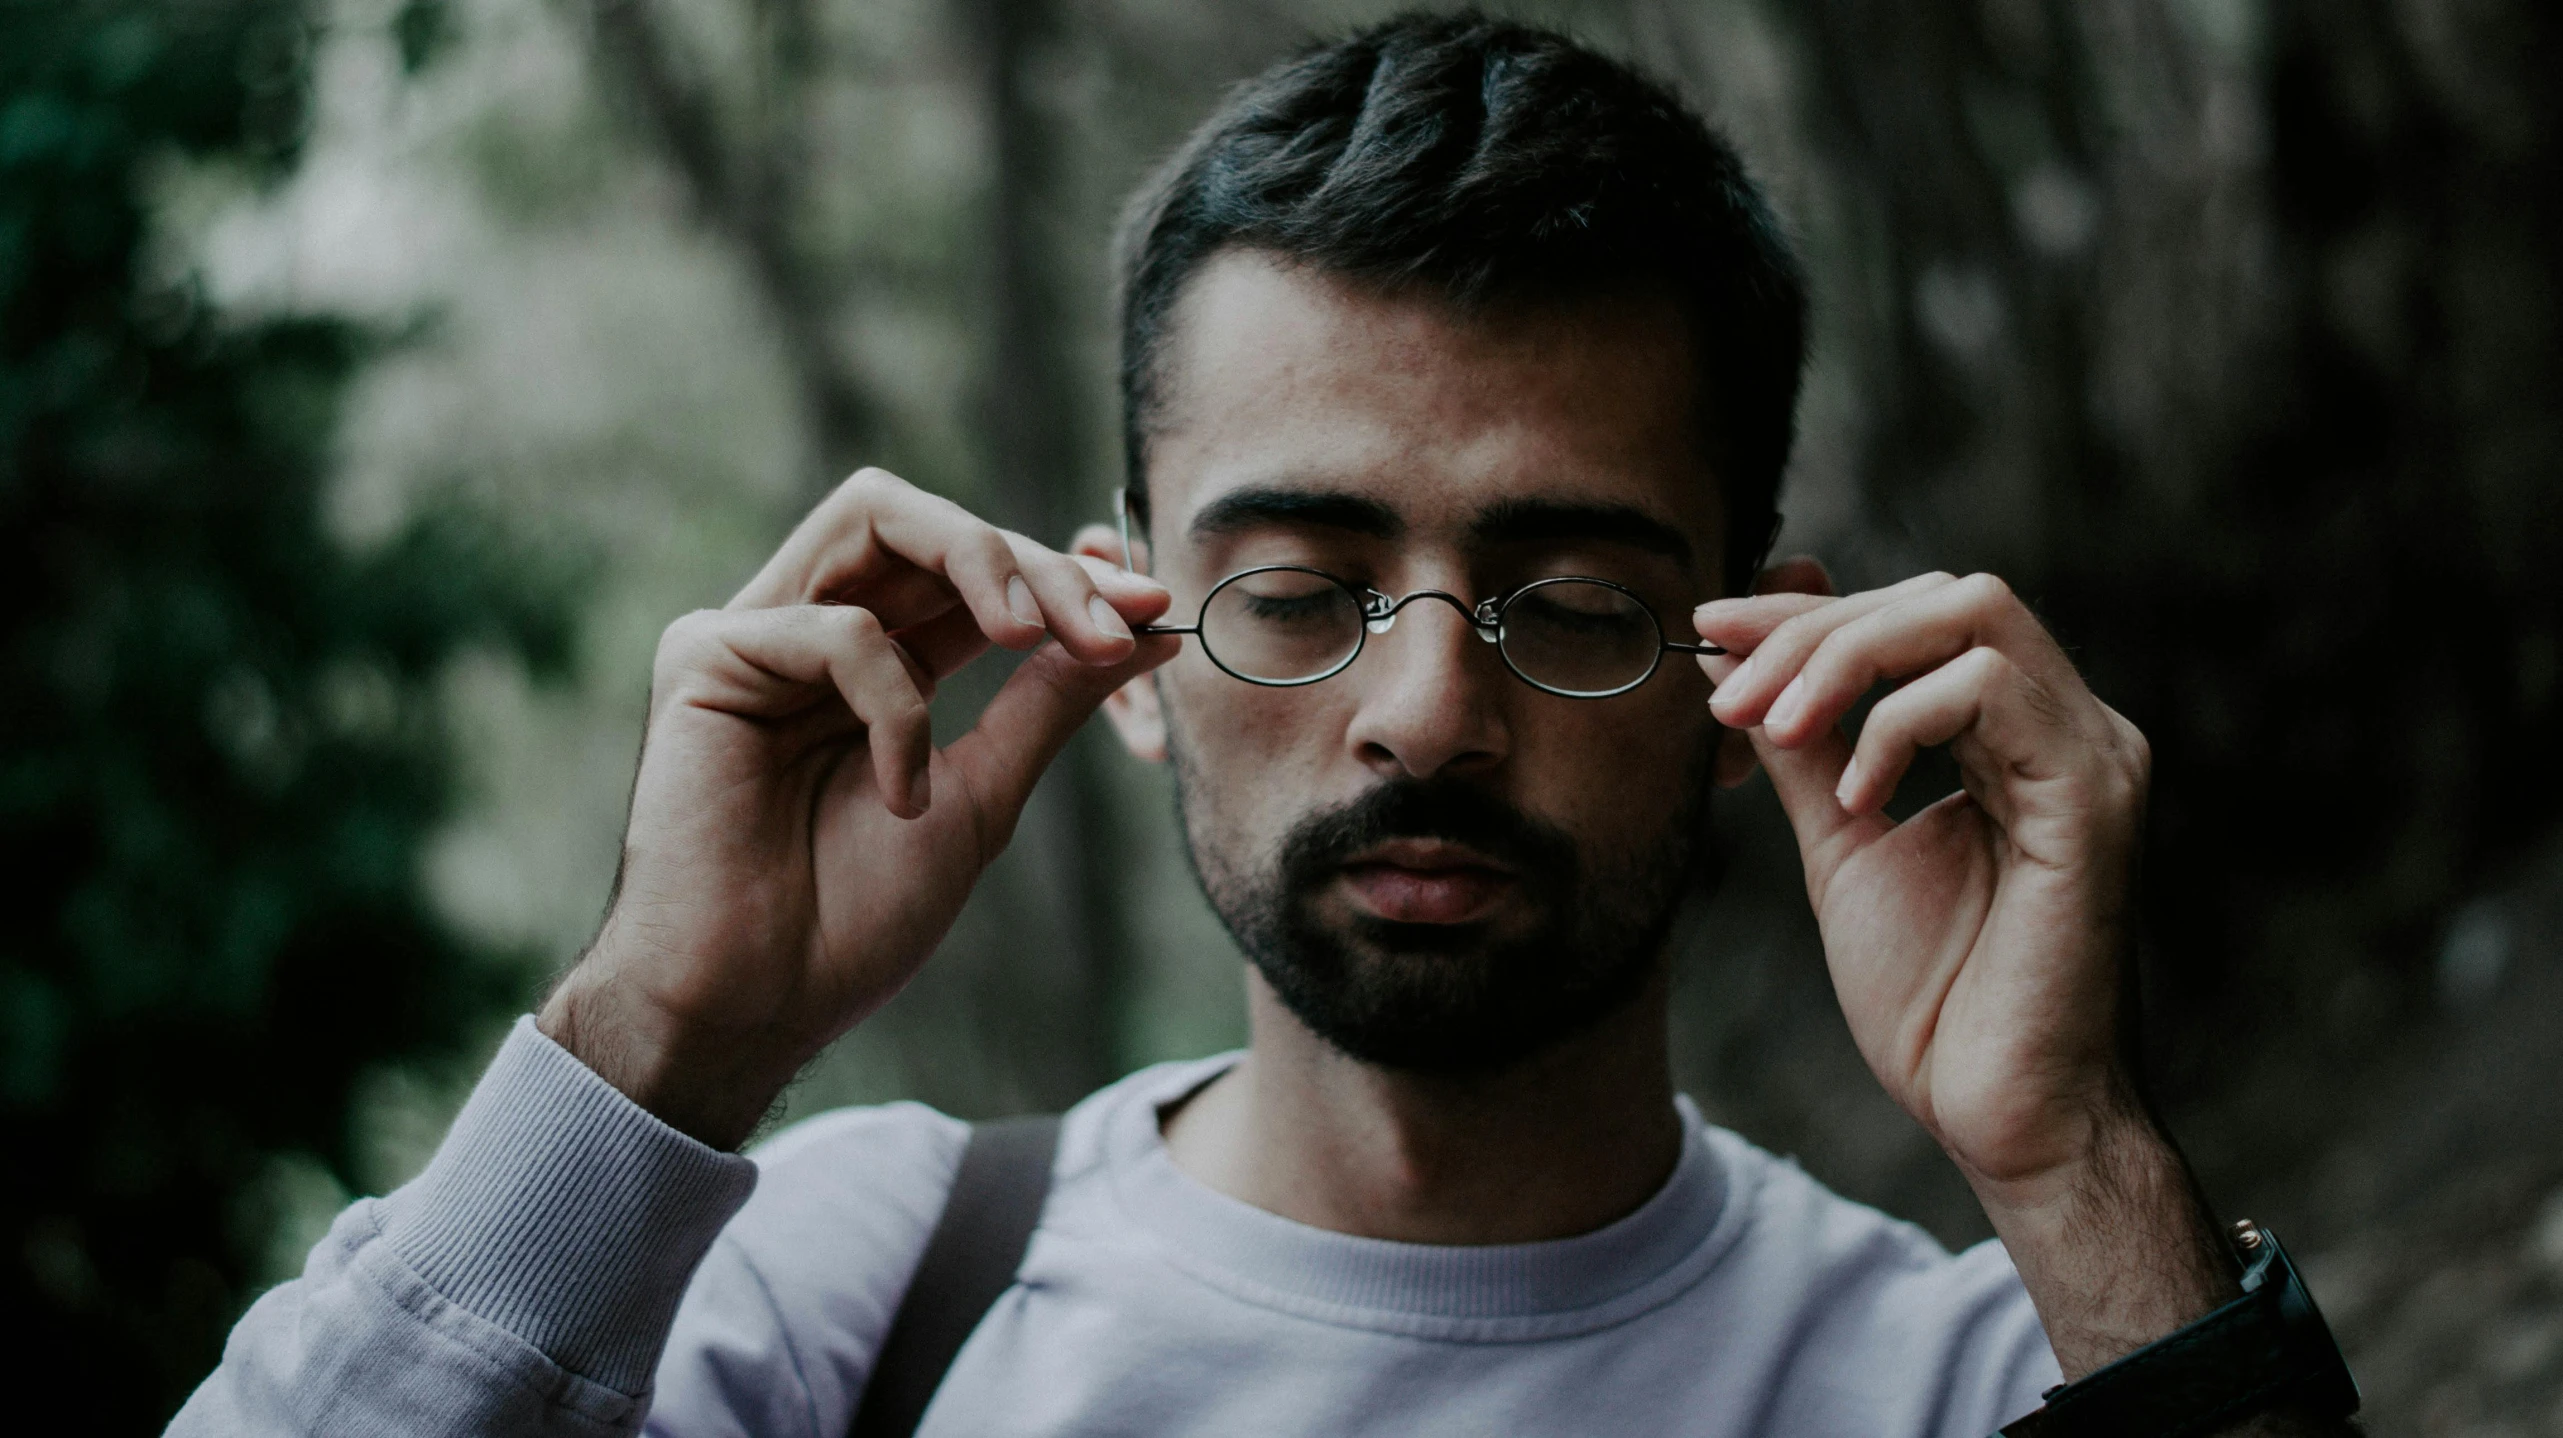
[1161,965,1683,1245]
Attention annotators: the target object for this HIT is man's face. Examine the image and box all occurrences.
[1114,250,1727,1074]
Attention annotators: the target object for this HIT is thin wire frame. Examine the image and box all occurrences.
[1114,492,1726,700]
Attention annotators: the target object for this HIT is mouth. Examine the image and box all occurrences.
[1334,838,1519,926]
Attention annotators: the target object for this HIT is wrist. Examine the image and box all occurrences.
[1964,1092,2240,1378]
[1951,1066,2160,1214]
[537,955,808,1151]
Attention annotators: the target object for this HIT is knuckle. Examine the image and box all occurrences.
[2113,712,2153,775]
[877,688,929,733]
[833,603,888,643]
[1011,536,1066,573]
[656,608,723,662]
[1957,571,2014,608]
[1049,548,1099,592]
[2093,747,2146,811]
[1864,685,1920,736]
[1954,643,2011,685]
[841,465,901,497]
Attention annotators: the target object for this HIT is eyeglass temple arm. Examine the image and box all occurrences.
[1114,487,1140,571]
[1663,640,1726,656]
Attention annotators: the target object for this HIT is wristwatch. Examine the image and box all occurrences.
[1997,1220,2361,1437]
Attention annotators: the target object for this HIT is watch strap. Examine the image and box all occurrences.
[1998,1223,2359,1438]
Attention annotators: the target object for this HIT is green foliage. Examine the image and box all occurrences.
[0,1,575,1423]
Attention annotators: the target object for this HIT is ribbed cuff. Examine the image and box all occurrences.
[377,1015,759,1397]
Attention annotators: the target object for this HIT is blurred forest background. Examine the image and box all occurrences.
[5,0,2559,1431]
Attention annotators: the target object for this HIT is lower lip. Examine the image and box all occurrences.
[1339,863,1514,924]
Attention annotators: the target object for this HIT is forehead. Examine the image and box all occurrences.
[1144,249,1721,572]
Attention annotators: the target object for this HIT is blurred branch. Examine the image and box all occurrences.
[962,0,1130,1091]
[586,0,874,473]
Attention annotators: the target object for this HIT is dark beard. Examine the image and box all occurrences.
[1174,747,1713,1076]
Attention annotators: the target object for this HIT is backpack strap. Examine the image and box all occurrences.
[846,1114,1062,1438]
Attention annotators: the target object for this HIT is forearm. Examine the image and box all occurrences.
[168,1019,756,1438]
[1968,1102,2358,1436]
[1967,1091,2232,1378]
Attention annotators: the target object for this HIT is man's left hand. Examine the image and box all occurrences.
[1695,568,2240,1380]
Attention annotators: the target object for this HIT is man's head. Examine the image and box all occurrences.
[1117,12,1805,593]
[1084,14,1808,1076]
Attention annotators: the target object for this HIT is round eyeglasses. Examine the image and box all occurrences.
[1136,566,1725,699]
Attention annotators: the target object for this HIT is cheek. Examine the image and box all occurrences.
[1512,676,1717,842]
[1161,658,1346,845]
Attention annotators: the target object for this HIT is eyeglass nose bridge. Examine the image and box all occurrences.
[1360,588,1503,643]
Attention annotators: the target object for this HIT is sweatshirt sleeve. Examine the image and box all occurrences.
[166,1016,758,1438]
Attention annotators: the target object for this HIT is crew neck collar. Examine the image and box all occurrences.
[1098,1054,1745,1342]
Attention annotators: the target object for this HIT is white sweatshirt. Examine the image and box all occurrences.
[173,1017,2058,1436]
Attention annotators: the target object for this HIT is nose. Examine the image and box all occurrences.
[1341,593,1512,780]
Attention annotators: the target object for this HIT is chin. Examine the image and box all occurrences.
[1247,904,1659,1077]
[1342,914,1511,958]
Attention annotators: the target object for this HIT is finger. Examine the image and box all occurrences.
[1706,572,1958,729]
[1692,594,1832,684]
[1692,591,1834,651]
[945,633,1181,851]
[706,605,937,818]
[1835,647,2004,816]
[1000,531,1156,665]
[1692,552,1835,647]
[1745,719,1891,884]
[733,468,1050,653]
[1073,551,1177,614]
[1694,566,1945,653]
[1757,573,2079,749]
[892,555,1172,684]
[1697,648,1745,689]
[1845,647,2145,851]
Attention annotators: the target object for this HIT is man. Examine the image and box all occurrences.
[176,14,2357,1437]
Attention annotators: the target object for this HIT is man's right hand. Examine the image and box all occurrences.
[537,468,1175,1148]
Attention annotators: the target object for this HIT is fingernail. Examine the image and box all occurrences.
[1088,594,1133,643]
[911,766,933,814]
[1766,675,1806,729]
[1835,755,1862,808]
[1006,576,1042,627]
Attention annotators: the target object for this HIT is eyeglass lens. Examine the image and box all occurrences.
[1198,568,1368,684]
[1500,578,1665,697]
[1191,568,1670,696]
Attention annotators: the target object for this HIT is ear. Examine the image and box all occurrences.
[1070,522,1169,764]
[1712,553,1835,789]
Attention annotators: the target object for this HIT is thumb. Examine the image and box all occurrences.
[944,635,1177,847]
[1746,722,1887,893]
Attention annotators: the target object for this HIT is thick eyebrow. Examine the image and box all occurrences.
[1186,485,1405,542]
[1469,497,1696,569]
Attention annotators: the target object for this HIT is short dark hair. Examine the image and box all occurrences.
[1116,11,1807,592]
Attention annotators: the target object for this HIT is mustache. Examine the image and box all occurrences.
[1275,777,1579,890]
